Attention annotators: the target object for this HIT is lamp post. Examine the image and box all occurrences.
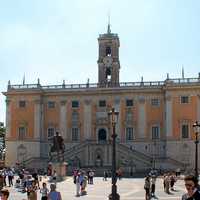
[108,108,120,200]
[192,121,200,180]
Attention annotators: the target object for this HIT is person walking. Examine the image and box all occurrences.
[48,183,62,200]
[182,175,200,200]
[40,182,49,200]
[144,176,150,200]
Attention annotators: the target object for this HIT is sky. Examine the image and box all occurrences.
[0,0,200,122]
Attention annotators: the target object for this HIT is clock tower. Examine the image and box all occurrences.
[97,24,120,87]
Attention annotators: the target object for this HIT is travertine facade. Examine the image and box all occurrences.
[3,26,200,173]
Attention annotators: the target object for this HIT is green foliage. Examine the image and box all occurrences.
[0,123,5,138]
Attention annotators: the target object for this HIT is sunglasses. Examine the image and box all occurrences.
[185,183,193,187]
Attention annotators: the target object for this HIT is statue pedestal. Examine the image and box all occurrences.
[51,162,67,182]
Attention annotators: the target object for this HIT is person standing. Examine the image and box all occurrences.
[52,170,57,185]
[163,174,166,192]
[27,180,38,200]
[48,183,62,200]
[182,175,200,200]
[2,169,7,187]
[7,169,14,187]
[165,174,170,194]
[89,170,94,184]
[32,170,40,189]
[40,182,49,200]
[81,173,88,196]
[151,176,156,197]
[87,170,91,184]
[73,169,78,184]
[170,173,176,191]
[75,173,81,197]
[103,171,108,181]
[144,176,150,200]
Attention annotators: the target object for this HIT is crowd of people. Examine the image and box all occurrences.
[0,167,199,199]
[144,171,200,200]
[0,168,62,200]
[73,169,95,197]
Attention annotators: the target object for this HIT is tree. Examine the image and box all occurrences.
[0,123,6,160]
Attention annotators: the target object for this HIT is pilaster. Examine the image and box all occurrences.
[138,96,146,138]
[5,99,11,138]
[60,100,67,139]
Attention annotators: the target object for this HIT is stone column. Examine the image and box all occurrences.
[165,95,172,137]
[83,99,92,140]
[138,96,146,138]
[34,100,41,140]
[60,100,67,139]
[5,99,11,139]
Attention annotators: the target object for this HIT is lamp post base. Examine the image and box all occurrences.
[108,193,120,200]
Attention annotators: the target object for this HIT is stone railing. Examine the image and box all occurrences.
[7,77,200,91]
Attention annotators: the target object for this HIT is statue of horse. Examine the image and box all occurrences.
[49,132,65,162]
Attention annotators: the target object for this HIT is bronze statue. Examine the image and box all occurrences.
[49,131,65,162]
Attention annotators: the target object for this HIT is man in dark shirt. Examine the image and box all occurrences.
[182,175,200,200]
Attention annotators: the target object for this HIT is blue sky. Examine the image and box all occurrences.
[0,0,200,122]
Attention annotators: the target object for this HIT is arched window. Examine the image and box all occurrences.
[98,129,107,141]
[106,46,111,56]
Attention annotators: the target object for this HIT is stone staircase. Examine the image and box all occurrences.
[21,141,187,175]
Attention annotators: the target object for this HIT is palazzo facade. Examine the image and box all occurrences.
[3,26,200,174]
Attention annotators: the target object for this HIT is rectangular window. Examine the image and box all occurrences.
[126,99,133,107]
[72,127,79,141]
[126,111,133,121]
[19,127,26,140]
[181,96,189,104]
[126,127,133,141]
[48,101,55,108]
[99,100,106,107]
[72,101,79,108]
[19,101,26,108]
[151,99,160,106]
[47,128,55,139]
[152,126,159,139]
[182,124,189,138]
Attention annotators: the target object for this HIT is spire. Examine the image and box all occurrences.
[107,13,111,34]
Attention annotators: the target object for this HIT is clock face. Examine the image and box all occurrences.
[103,56,113,67]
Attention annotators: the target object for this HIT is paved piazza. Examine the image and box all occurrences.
[8,176,186,200]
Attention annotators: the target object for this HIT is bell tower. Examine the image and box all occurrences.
[97,23,120,87]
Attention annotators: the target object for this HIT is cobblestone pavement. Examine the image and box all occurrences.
[7,176,186,200]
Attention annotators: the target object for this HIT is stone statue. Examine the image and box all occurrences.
[49,131,65,162]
